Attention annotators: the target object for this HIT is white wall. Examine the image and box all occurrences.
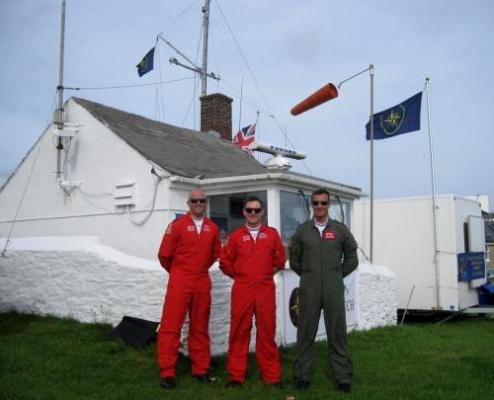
[0,99,180,260]
[0,236,231,355]
[0,237,397,355]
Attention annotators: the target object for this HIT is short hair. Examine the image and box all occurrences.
[311,188,330,202]
[244,195,263,209]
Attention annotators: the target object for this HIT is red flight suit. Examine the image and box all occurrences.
[220,224,286,383]
[157,213,221,378]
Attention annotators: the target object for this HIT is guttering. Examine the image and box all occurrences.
[169,172,362,198]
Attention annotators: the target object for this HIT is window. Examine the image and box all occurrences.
[209,191,267,240]
[280,191,310,242]
[280,190,352,242]
[330,198,351,228]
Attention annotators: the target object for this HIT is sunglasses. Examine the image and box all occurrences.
[245,207,262,214]
[312,201,329,206]
[189,198,207,204]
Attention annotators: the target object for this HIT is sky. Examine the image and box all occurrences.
[1,0,493,210]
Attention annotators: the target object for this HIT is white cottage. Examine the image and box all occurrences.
[0,95,396,353]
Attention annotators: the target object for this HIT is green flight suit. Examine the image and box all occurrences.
[289,218,359,385]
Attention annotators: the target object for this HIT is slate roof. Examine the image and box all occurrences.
[72,97,361,195]
[74,97,268,179]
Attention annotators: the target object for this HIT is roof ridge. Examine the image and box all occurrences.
[69,96,268,179]
[71,97,200,135]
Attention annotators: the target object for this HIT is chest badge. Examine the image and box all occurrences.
[187,225,196,232]
[242,235,251,242]
[323,231,336,240]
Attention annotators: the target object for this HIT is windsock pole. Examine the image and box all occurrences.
[291,64,375,262]
[337,64,375,262]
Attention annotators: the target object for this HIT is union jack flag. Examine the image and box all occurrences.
[233,124,256,157]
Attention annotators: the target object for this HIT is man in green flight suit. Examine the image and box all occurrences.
[289,188,359,393]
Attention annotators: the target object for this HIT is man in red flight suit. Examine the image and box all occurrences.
[220,196,286,388]
[157,189,221,390]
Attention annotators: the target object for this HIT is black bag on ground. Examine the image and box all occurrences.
[107,316,160,348]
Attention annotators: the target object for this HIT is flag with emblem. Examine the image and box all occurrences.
[136,47,155,77]
[366,92,422,140]
[233,124,256,156]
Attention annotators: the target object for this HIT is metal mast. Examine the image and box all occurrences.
[55,0,66,179]
[201,0,211,97]
[159,0,219,93]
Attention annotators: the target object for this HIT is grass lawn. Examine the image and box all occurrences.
[1,312,493,399]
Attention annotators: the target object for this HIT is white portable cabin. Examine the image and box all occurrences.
[352,195,487,311]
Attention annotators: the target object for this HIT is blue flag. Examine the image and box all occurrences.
[366,92,422,140]
[136,47,155,77]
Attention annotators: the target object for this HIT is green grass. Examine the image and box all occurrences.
[1,313,493,399]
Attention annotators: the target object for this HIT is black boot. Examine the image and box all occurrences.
[160,377,176,390]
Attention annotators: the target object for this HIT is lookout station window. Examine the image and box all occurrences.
[209,191,267,240]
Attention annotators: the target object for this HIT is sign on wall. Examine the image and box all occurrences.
[457,252,486,281]
[280,269,357,346]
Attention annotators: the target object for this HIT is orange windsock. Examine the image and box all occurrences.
[290,83,339,116]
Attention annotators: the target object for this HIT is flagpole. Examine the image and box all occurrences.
[369,64,374,263]
[238,78,243,133]
[425,77,440,309]
[256,110,260,162]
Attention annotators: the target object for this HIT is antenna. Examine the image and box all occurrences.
[158,0,220,96]
[201,0,210,97]
[248,141,306,160]
[248,140,306,170]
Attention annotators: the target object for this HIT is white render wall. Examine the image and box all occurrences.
[0,99,180,260]
[0,237,396,355]
[352,263,397,330]
[0,237,166,324]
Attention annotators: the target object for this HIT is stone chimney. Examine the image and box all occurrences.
[200,93,233,141]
